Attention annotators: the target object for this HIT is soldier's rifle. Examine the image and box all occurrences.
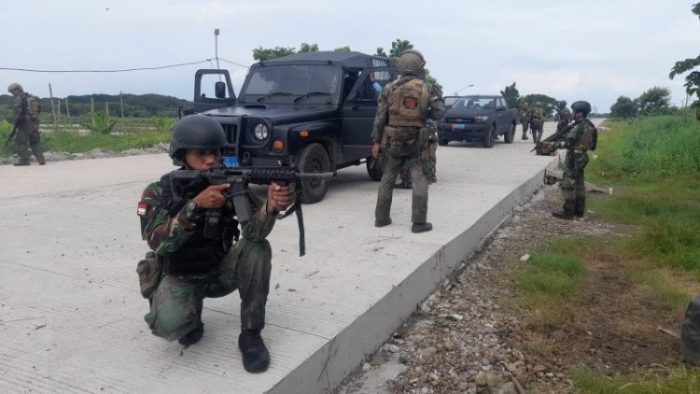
[531,122,576,155]
[3,124,18,150]
[168,165,335,257]
[4,99,27,150]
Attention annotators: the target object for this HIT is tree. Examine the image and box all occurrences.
[669,3,700,111]
[298,42,319,53]
[333,46,351,52]
[609,96,637,119]
[252,46,295,61]
[500,83,520,108]
[375,47,387,57]
[636,86,671,115]
[389,39,414,58]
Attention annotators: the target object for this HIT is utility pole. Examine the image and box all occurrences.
[214,28,220,70]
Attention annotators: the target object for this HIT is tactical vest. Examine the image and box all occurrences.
[159,173,239,275]
[571,119,598,152]
[26,94,40,122]
[387,79,430,128]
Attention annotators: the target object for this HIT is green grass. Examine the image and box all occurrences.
[631,268,691,309]
[573,367,700,393]
[517,251,588,307]
[0,117,173,157]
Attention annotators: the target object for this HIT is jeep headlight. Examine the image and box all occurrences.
[474,115,488,123]
[253,123,269,141]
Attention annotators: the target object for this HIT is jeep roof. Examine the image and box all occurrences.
[260,51,390,68]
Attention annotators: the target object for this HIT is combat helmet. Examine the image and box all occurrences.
[558,100,567,108]
[7,82,23,93]
[169,115,227,161]
[396,49,426,75]
[571,101,592,116]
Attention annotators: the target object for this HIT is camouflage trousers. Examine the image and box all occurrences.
[144,238,272,341]
[520,119,530,137]
[15,122,45,164]
[399,141,437,185]
[560,151,589,215]
[529,118,544,143]
[376,151,429,224]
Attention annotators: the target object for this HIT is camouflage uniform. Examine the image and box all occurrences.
[556,106,572,131]
[11,91,45,165]
[529,104,545,143]
[554,118,596,217]
[397,119,438,187]
[519,103,531,139]
[372,75,445,226]
[138,178,276,341]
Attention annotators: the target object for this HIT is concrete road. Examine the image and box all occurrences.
[0,122,571,393]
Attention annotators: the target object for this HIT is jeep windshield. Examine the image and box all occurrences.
[241,64,340,104]
[452,97,497,110]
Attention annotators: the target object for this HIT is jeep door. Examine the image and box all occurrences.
[192,69,237,114]
[340,68,397,163]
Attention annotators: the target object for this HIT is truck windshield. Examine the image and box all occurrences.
[454,97,496,110]
[243,64,340,103]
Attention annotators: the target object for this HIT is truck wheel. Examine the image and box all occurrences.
[438,138,449,146]
[504,123,516,144]
[297,143,331,204]
[482,125,496,148]
[366,156,383,181]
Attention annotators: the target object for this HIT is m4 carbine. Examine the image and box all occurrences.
[168,166,335,256]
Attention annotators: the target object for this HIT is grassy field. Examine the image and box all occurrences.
[513,110,700,391]
[0,116,174,157]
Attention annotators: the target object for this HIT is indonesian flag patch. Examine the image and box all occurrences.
[137,202,148,216]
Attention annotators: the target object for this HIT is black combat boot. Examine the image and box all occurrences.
[411,222,433,233]
[574,197,586,218]
[178,324,204,347]
[551,210,574,220]
[375,218,392,227]
[238,329,270,373]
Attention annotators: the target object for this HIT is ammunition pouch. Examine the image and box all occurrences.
[136,251,161,299]
[386,126,420,157]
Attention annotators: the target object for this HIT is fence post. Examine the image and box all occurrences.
[48,83,57,132]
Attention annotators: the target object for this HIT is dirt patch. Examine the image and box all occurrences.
[339,185,696,394]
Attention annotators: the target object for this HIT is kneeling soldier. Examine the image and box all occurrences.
[136,115,293,373]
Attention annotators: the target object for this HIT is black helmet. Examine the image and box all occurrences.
[558,100,567,108]
[571,101,591,116]
[169,115,226,160]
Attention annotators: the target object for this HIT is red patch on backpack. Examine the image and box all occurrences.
[403,97,418,109]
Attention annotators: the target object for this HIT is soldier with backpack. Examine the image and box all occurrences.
[7,83,45,166]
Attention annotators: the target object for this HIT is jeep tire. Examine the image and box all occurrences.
[504,123,515,144]
[438,138,449,146]
[297,143,331,204]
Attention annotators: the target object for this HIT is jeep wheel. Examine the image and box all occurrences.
[438,138,449,146]
[504,123,516,144]
[366,156,383,181]
[297,143,331,204]
[482,125,496,148]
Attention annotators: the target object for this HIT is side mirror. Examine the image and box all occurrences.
[215,81,227,99]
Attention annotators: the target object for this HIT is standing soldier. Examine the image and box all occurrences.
[555,100,572,131]
[136,115,294,373]
[7,83,45,166]
[519,101,531,140]
[529,102,545,143]
[540,101,597,219]
[371,49,445,233]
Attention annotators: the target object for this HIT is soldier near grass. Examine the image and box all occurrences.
[371,49,445,233]
[136,115,294,373]
[540,101,597,220]
[519,102,531,140]
[7,83,45,166]
[529,102,546,143]
[555,100,572,131]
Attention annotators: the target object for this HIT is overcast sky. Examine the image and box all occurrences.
[2,0,699,112]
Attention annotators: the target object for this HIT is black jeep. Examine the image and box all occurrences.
[190,51,396,203]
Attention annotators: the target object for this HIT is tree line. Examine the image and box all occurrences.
[0,93,193,122]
